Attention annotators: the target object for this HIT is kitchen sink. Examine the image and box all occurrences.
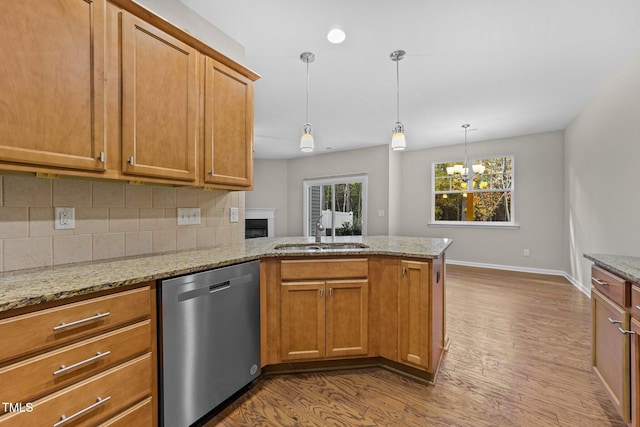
[273,242,369,252]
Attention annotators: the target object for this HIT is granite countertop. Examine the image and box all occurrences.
[584,253,640,284]
[0,235,453,313]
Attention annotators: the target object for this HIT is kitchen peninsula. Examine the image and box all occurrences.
[0,236,451,426]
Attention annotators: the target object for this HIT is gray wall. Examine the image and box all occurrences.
[565,52,640,286]
[245,160,288,237]
[286,145,390,236]
[246,145,391,237]
[398,131,567,271]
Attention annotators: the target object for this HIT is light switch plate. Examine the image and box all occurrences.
[54,207,75,230]
[177,208,201,225]
[229,207,239,223]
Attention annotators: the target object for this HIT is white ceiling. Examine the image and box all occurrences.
[180,0,640,159]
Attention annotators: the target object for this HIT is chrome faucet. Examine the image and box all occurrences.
[315,214,324,243]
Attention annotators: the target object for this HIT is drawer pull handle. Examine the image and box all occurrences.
[636,306,640,311]
[593,278,609,286]
[608,317,622,325]
[619,327,635,335]
[53,396,111,427]
[53,351,111,376]
[53,312,110,331]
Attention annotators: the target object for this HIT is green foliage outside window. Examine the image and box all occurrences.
[433,157,513,222]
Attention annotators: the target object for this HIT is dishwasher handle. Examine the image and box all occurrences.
[210,281,231,293]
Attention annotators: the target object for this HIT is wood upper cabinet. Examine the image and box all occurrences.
[121,12,198,182]
[592,289,630,422]
[203,57,255,188]
[0,0,107,172]
[398,260,431,370]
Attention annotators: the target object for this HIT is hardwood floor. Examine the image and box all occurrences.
[203,265,626,426]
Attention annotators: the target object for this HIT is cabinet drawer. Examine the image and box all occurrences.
[0,353,151,425]
[592,265,629,307]
[631,285,640,321]
[0,321,150,404]
[281,258,368,281]
[98,398,153,427]
[0,287,150,363]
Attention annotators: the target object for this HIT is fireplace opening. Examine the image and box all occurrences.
[245,218,268,239]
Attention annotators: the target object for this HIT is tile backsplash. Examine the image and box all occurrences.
[0,174,245,272]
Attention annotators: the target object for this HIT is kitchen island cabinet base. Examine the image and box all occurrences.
[261,254,448,382]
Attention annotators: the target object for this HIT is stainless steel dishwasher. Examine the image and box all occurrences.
[158,260,261,427]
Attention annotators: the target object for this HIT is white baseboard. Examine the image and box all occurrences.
[446,259,591,297]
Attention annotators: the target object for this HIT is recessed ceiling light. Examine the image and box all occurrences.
[327,29,346,44]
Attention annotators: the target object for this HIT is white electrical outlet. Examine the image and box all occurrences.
[177,208,201,225]
[523,249,530,257]
[54,207,75,230]
[229,207,239,223]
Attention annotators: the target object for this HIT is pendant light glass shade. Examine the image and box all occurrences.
[300,123,314,152]
[391,122,406,151]
[390,50,406,151]
[300,52,315,152]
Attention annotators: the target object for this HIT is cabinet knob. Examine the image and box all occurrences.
[402,266,407,276]
[319,289,324,297]
[128,156,135,166]
[98,151,105,163]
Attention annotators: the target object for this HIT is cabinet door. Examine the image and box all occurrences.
[592,289,630,422]
[280,282,325,361]
[326,280,369,358]
[0,0,106,171]
[204,58,254,188]
[121,13,197,182]
[398,260,431,370]
[630,317,640,427]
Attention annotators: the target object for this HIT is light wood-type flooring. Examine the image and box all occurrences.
[202,265,626,426]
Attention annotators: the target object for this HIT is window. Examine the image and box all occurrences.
[304,175,367,237]
[432,156,514,225]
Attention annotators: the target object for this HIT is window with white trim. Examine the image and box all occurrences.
[432,156,514,224]
[304,175,367,237]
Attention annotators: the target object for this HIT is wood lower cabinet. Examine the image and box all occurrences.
[279,259,369,362]
[121,12,198,182]
[0,0,107,172]
[630,317,640,427]
[263,255,445,380]
[204,58,255,189]
[592,288,630,422]
[398,260,432,370]
[280,281,326,360]
[0,285,155,425]
[326,280,369,358]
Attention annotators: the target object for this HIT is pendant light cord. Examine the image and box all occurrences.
[306,60,310,124]
[396,59,400,123]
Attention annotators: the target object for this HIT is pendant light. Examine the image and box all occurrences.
[300,52,315,152]
[390,50,407,151]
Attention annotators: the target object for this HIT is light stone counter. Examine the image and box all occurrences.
[0,236,452,313]
[584,253,640,284]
